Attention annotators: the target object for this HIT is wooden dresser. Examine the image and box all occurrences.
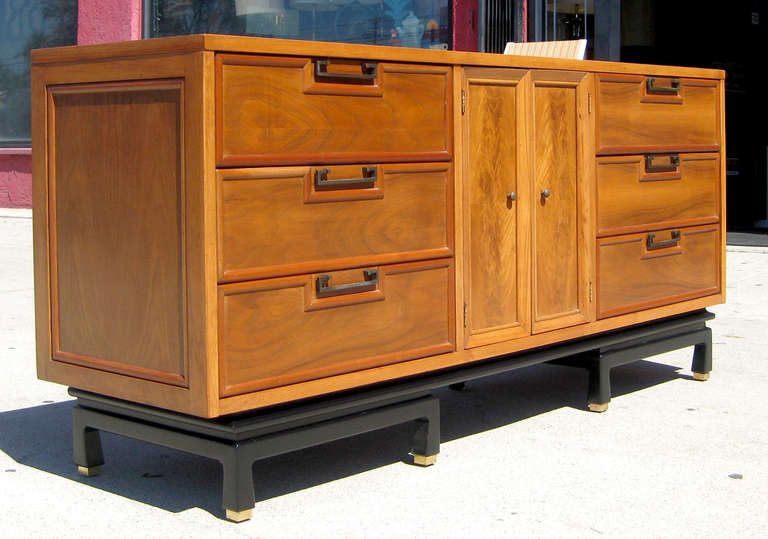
[31,35,725,418]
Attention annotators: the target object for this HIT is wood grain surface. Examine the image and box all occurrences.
[29,39,726,417]
[597,153,720,236]
[31,34,725,81]
[49,83,187,385]
[217,163,452,282]
[218,259,454,396]
[32,53,218,418]
[597,75,720,155]
[531,72,591,333]
[462,67,531,348]
[597,225,720,318]
[217,55,451,166]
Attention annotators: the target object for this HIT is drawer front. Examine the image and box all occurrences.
[597,74,719,155]
[218,260,455,397]
[217,54,452,166]
[597,225,720,319]
[218,163,452,282]
[597,153,720,236]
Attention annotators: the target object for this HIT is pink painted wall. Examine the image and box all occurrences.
[0,0,143,208]
[452,0,479,52]
[77,0,143,45]
[0,155,32,208]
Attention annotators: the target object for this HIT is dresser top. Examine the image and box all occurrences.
[31,34,725,80]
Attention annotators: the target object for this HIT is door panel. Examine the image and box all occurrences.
[462,67,531,348]
[531,71,593,333]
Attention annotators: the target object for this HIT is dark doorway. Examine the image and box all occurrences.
[619,0,768,230]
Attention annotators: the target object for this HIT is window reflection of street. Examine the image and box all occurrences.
[147,0,451,49]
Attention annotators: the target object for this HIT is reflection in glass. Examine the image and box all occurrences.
[146,0,451,50]
[0,0,76,145]
[543,0,591,42]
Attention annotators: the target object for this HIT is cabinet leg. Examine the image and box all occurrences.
[410,397,440,466]
[221,448,255,521]
[587,355,611,412]
[691,327,712,381]
[72,406,104,475]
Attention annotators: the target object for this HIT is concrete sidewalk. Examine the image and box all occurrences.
[2,209,767,538]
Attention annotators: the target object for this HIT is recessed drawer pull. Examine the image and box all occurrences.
[315,167,377,190]
[315,59,378,82]
[645,154,680,173]
[646,230,681,251]
[646,77,681,96]
[316,269,379,298]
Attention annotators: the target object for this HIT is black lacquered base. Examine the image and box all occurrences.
[550,310,714,412]
[69,309,714,521]
[71,389,439,521]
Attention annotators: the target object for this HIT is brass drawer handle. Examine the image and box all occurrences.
[315,167,377,190]
[646,77,681,96]
[316,269,379,298]
[645,154,680,173]
[646,230,681,251]
[315,59,378,82]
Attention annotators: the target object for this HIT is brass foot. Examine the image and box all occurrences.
[693,372,710,381]
[412,454,437,467]
[77,465,101,477]
[588,402,609,413]
[226,508,253,522]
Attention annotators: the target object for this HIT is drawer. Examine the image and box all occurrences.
[218,259,455,397]
[597,225,720,319]
[216,54,452,166]
[596,74,720,155]
[597,153,720,236]
[218,163,452,282]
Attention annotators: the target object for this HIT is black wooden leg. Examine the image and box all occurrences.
[220,446,256,522]
[410,396,440,466]
[72,406,104,476]
[691,327,713,380]
[587,354,611,412]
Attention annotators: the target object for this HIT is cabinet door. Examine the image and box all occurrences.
[462,68,531,348]
[530,71,594,333]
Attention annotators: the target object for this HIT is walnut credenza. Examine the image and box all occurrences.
[32,35,725,419]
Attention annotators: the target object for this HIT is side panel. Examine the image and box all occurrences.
[50,83,186,385]
[32,54,216,417]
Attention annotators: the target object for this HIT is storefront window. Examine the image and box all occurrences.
[527,0,594,58]
[145,0,451,50]
[542,0,591,42]
[0,0,77,146]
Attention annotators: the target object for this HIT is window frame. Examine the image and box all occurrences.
[0,0,78,148]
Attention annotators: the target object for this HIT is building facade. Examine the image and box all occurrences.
[2,1,766,228]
